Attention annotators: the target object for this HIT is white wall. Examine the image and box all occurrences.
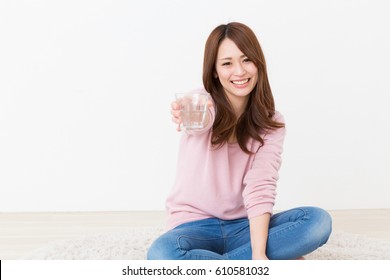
[0,0,389,212]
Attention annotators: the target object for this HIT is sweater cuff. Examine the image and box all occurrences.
[246,202,274,219]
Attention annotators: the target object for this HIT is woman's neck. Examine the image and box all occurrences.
[228,96,248,119]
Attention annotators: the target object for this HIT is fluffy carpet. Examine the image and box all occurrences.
[21,228,390,260]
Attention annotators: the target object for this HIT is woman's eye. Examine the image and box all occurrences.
[243,58,251,63]
[222,62,231,66]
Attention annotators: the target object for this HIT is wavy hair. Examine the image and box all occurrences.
[203,22,284,154]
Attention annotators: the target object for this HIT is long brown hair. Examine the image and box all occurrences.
[203,22,284,154]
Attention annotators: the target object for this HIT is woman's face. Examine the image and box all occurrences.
[215,38,258,108]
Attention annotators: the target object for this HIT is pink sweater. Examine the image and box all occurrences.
[166,99,286,231]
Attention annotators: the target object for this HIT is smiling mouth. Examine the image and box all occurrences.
[231,78,250,85]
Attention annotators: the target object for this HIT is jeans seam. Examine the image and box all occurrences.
[218,220,227,255]
[176,235,223,259]
[268,208,309,239]
[176,235,225,260]
[224,242,251,260]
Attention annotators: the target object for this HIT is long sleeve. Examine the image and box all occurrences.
[242,112,286,219]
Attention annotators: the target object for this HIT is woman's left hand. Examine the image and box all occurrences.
[252,254,269,260]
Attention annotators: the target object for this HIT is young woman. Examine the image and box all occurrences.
[147,22,332,260]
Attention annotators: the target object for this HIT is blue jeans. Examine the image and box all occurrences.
[147,207,332,260]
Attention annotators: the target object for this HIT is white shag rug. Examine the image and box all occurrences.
[21,228,390,260]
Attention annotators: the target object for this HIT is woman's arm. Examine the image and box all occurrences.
[243,112,286,260]
[250,213,271,260]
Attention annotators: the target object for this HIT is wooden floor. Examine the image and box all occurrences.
[0,209,389,260]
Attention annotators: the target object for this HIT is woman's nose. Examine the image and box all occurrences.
[233,63,246,76]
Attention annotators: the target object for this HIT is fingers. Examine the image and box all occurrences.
[171,101,180,110]
[171,109,180,118]
[171,102,181,120]
[171,101,182,131]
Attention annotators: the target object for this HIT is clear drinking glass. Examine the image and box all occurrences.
[175,92,209,130]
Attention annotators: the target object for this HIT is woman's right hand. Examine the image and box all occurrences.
[171,99,213,132]
[171,101,182,131]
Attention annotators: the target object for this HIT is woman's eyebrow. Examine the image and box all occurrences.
[218,55,246,61]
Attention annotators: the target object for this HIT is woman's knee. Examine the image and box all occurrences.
[146,240,162,260]
[146,233,181,260]
[305,206,332,244]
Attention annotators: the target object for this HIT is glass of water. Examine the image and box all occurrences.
[175,92,209,130]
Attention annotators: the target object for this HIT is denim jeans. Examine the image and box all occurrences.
[147,207,332,260]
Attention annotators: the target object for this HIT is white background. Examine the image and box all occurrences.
[1,0,389,212]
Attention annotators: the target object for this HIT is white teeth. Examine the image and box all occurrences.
[232,79,249,85]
